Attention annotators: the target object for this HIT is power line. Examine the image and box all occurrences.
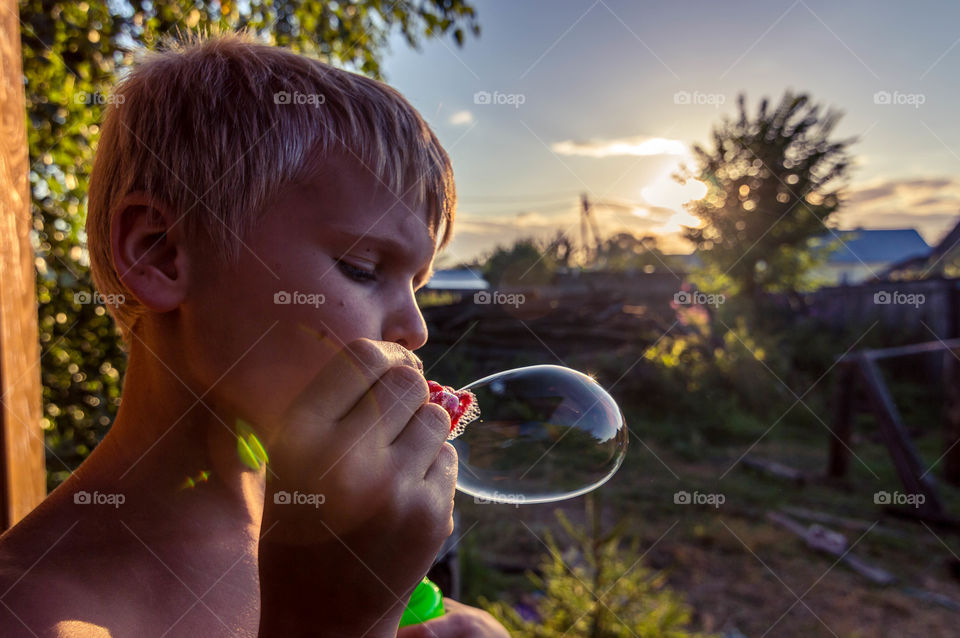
[457,190,581,203]
[458,201,578,216]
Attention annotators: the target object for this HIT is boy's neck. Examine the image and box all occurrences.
[73,336,265,537]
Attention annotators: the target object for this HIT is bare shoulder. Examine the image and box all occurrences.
[51,620,114,638]
[0,541,97,637]
[0,608,112,638]
[0,501,119,638]
[0,565,94,638]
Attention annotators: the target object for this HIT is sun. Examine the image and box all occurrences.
[641,177,708,211]
[640,176,707,233]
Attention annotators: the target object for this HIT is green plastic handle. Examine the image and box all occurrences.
[399,577,445,627]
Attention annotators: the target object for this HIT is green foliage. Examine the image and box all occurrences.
[480,511,714,638]
[596,233,683,273]
[637,301,794,439]
[680,91,855,298]
[482,236,562,287]
[20,0,479,487]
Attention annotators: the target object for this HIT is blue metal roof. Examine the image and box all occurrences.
[820,229,930,264]
[425,268,489,291]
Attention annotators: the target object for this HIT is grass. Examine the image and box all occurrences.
[454,384,960,637]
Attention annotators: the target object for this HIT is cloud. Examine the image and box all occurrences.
[844,177,957,206]
[551,135,688,158]
[838,175,960,244]
[448,110,474,126]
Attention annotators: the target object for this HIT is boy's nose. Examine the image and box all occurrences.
[382,299,428,352]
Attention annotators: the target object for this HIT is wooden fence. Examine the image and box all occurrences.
[805,277,960,339]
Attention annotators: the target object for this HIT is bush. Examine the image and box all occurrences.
[480,511,715,638]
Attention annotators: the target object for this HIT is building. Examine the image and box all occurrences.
[424,268,489,291]
[882,217,960,280]
[811,228,931,285]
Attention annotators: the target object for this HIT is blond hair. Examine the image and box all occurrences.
[86,30,455,341]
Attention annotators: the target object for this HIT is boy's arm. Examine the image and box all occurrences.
[255,338,456,638]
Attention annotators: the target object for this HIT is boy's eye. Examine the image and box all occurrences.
[335,258,378,283]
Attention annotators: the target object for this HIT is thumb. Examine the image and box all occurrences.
[396,615,461,638]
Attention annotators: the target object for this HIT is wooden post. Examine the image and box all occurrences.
[944,352,960,486]
[856,354,944,517]
[827,360,856,478]
[0,0,46,529]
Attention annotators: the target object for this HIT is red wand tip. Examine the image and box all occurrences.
[426,380,480,439]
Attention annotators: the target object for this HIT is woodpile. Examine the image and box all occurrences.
[421,290,676,365]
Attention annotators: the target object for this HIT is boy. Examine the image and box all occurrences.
[0,31,508,638]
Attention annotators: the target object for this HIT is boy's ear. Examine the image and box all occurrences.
[110,192,189,313]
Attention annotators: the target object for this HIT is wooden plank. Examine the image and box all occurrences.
[779,506,910,539]
[742,455,806,485]
[0,0,46,530]
[766,511,896,585]
[856,355,944,517]
[839,338,960,363]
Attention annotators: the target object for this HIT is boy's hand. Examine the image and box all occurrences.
[257,337,457,638]
[396,599,510,638]
[261,336,452,542]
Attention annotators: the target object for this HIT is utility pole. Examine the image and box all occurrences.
[580,193,603,266]
[580,193,590,265]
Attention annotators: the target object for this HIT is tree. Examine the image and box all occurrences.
[19,0,480,487]
[481,233,576,288]
[596,233,682,273]
[481,509,714,638]
[679,91,854,299]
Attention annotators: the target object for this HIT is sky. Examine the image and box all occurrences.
[379,0,960,266]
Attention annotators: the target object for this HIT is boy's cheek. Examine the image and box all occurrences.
[192,305,373,426]
[181,252,381,421]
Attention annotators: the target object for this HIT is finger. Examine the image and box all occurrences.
[433,599,511,638]
[396,614,463,638]
[425,442,458,488]
[390,402,452,476]
[339,364,429,446]
[288,337,424,428]
[395,600,489,638]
